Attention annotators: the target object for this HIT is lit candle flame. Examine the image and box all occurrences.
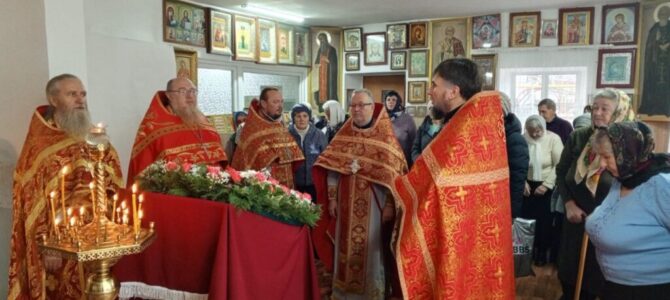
[131,183,138,194]
[139,194,144,203]
[138,209,144,219]
[49,191,57,199]
[70,217,76,227]
[121,201,127,210]
[89,182,95,190]
[67,207,73,217]
[79,206,85,216]
[113,194,119,201]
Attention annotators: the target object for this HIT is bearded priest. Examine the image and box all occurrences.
[8,74,123,299]
[230,87,304,188]
[127,77,227,185]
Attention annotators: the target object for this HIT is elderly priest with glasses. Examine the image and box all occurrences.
[127,77,227,185]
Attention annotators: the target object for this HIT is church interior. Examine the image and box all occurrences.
[1,0,669,299]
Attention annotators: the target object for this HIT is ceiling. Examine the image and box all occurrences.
[200,0,623,26]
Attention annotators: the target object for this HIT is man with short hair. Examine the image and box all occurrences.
[127,77,227,184]
[538,98,573,144]
[9,74,123,299]
[231,87,304,188]
[393,59,515,299]
[313,89,407,298]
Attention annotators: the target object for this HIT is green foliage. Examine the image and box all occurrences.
[137,161,321,227]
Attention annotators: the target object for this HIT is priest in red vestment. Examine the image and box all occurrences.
[127,77,227,185]
[8,74,123,299]
[231,87,304,188]
[393,59,515,299]
[312,89,407,299]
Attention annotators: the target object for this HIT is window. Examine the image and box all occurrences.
[197,68,233,116]
[197,58,307,117]
[500,67,587,127]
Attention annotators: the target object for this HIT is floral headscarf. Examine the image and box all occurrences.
[575,89,635,196]
[606,121,670,188]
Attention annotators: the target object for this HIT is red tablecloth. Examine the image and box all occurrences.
[113,192,320,300]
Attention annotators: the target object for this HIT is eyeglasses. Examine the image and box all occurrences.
[167,88,198,95]
[349,103,373,109]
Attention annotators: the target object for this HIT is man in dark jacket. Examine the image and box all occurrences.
[501,93,529,219]
[411,106,445,163]
[288,104,328,202]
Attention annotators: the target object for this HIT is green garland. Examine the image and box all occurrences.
[137,161,321,227]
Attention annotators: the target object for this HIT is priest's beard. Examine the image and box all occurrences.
[174,104,205,126]
[54,108,92,139]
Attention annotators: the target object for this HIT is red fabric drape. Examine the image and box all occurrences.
[114,192,319,300]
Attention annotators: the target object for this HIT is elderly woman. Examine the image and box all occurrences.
[556,89,635,299]
[288,104,327,202]
[322,100,346,143]
[384,90,416,166]
[522,115,563,266]
[585,122,670,299]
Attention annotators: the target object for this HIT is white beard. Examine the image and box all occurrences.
[54,108,92,139]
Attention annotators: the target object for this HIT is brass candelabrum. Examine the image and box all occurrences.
[37,124,156,300]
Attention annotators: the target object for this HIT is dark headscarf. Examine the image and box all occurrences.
[232,111,247,130]
[383,90,404,119]
[290,103,312,123]
[607,121,670,189]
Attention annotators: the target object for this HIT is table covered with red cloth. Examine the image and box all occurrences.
[113,192,320,300]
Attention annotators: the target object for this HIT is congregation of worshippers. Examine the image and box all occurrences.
[5,1,670,299]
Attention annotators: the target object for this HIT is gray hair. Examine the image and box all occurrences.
[499,92,512,116]
[352,88,374,103]
[46,74,79,98]
[590,128,613,154]
[538,98,556,111]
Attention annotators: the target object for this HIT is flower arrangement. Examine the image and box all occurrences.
[137,161,321,227]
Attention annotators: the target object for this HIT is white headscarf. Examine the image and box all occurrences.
[322,100,345,128]
[524,115,546,181]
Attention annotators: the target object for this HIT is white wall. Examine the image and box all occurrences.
[0,0,50,295]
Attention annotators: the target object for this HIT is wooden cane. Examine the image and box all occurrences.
[573,232,589,300]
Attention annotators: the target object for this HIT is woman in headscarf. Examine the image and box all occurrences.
[384,90,416,167]
[288,104,327,202]
[522,115,564,266]
[555,89,635,299]
[585,121,670,299]
[225,111,247,161]
[321,100,346,143]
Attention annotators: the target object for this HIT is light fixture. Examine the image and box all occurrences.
[241,2,305,24]
[482,43,492,48]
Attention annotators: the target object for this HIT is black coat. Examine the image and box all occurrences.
[504,113,529,219]
[411,116,441,163]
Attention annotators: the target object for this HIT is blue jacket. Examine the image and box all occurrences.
[288,124,328,186]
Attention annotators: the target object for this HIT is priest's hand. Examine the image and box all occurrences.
[43,254,62,272]
[565,200,586,224]
[328,199,337,217]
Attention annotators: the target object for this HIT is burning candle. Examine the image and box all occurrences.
[49,191,59,235]
[115,207,121,224]
[79,206,86,223]
[60,166,69,228]
[89,182,96,217]
[69,216,76,228]
[131,183,138,234]
[111,194,118,223]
